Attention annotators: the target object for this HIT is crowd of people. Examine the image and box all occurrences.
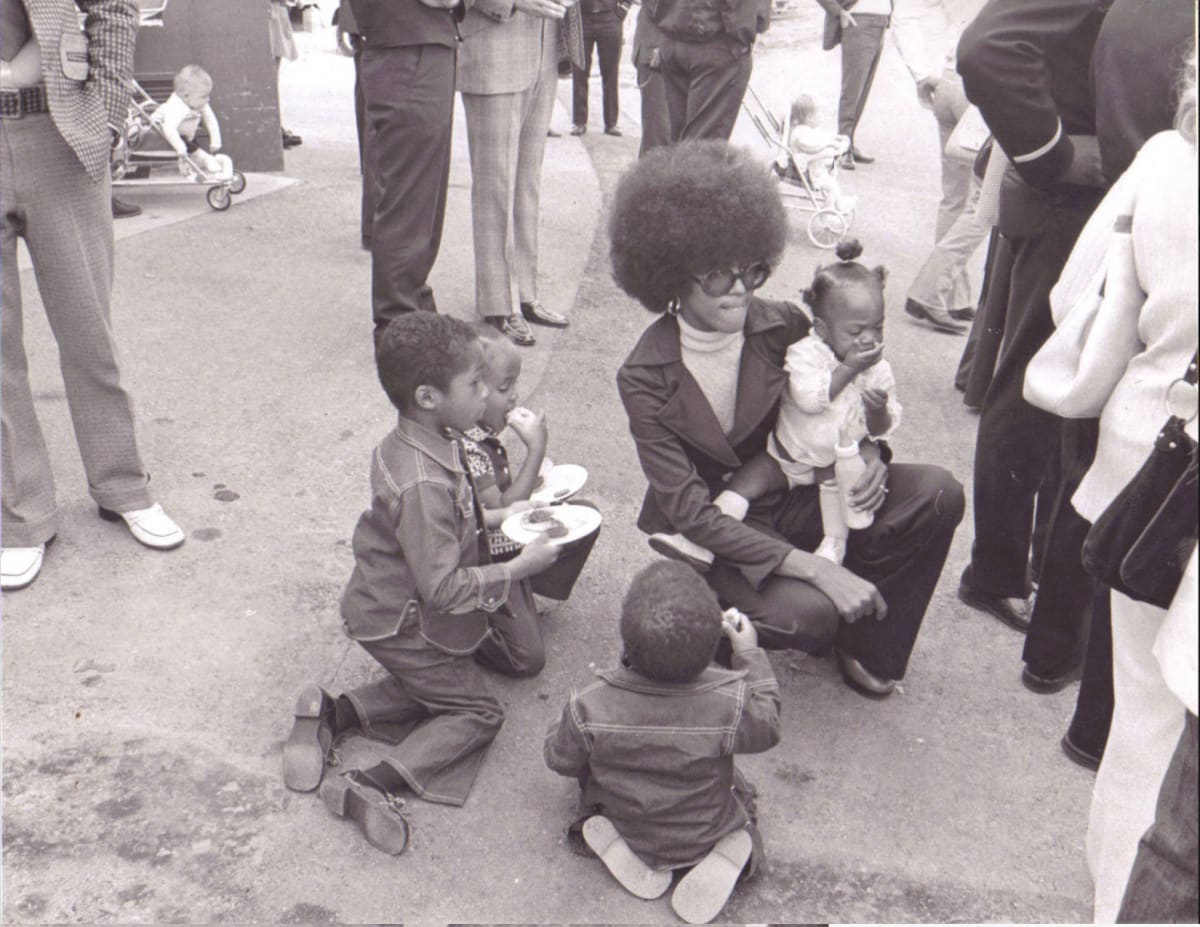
[1,0,1196,922]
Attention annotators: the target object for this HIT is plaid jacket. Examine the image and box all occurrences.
[25,0,137,181]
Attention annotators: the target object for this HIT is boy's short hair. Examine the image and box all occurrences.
[174,65,213,96]
[620,560,724,683]
[376,313,480,412]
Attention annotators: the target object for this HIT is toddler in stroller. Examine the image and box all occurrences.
[786,93,855,215]
[151,65,233,181]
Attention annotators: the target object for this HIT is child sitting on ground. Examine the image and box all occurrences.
[651,239,900,567]
[151,65,231,179]
[461,323,599,599]
[545,560,781,925]
[786,93,854,213]
[283,313,559,855]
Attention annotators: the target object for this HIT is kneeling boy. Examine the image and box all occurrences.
[544,560,781,923]
[284,313,558,854]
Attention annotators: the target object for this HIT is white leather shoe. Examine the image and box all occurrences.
[100,503,185,550]
[1,545,46,591]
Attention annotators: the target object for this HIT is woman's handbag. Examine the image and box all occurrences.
[1081,354,1199,609]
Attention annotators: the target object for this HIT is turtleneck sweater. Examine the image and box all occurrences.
[678,315,745,435]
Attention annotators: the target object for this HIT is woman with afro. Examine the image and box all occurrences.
[614,141,964,697]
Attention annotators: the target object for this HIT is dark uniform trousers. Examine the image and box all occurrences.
[572,6,623,130]
[967,188,1100,599]
[363,43,456,341]
[659,36,752,142]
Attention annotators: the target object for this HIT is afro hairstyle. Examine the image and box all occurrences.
[608,140,790,313]
[620,559,724,683]
[375,312,480,412]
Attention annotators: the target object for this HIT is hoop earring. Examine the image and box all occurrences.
[667,297,681,316]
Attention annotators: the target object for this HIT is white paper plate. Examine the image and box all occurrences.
[501,503,602,546]
[529,464,588,506]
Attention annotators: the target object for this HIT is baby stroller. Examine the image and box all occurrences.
[741,85,856,249]
[108,0,246,211]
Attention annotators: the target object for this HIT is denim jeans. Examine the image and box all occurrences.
[1117,712,1198,923]
[346,598,544,806]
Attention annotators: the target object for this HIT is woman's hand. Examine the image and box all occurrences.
[847,455,888,514]
[838,9,857,28]
[792,553,887,622]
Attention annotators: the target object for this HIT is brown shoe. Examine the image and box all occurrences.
[320,771,411,855]
[283,684,336,792]
[958,565,1031,632]
[835,649,896,698]
[520,299,569,328]
[905,298,967,334]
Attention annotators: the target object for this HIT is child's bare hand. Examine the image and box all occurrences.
[508,407,548,449]
[843,342,884,372]
[515,534,560,574]
[861,387,889,412]
[721,608,758,652]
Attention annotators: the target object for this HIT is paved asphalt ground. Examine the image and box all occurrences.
[3,6,1097,924]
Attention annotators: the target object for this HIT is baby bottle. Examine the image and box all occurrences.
[834,440,875,531]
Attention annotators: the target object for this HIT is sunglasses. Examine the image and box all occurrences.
[692,261,772,297]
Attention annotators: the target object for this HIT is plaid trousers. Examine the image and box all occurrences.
[1,114,151,547]
[461,52,558,320]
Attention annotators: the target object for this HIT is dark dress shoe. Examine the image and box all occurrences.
[957,565,1031,632]
[604,126,622,136]
[836,649,896,698]
[1061,732,1101,771]
[547,127,562,137]
[850,146,874,164]
[491,313,536,346]
[520,299,569,328]
[837,151,856,171]
[281,127,303,148]
[949,306,977,322]
[283,684,336,792]
[1021,662,1083,694]
[905,298,967,333]
[111,196,142,219]
[570,124,587,136]
[320,770,411,855]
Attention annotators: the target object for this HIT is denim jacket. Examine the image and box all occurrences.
[544,648,781,869]
[340,417,513,653]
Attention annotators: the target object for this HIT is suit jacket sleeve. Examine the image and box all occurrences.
[956,0,1097,189]
[617,361,796,590]
[76,0,137,131]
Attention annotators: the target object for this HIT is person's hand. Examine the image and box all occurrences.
[515,0,569,18]
[847,455,888,514]
[916,75,941,110]
[336,25,356,56]
[721,608,758,652]
[841,342,884,372]
[807,558,887,622]
[1060,134,1105,188]
[838,9,856,28]
[861,387,888,413]
[648,47,662,70]
[508,407,548,450]
[514,534,560,573]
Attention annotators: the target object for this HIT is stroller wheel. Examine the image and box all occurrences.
[207,185,233,211]
[807,209,847,249]
[228,171,246,195]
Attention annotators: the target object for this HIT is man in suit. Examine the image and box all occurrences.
[1,0,186,592]
[632,1,671,156]
[458,0,575,347]
[349,0,466,343]
[815,0,892,168]
[569,0,623,136]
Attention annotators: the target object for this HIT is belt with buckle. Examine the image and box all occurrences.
[0,85,49,118]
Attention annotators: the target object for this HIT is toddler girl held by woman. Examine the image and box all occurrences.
[652,240,900,568]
